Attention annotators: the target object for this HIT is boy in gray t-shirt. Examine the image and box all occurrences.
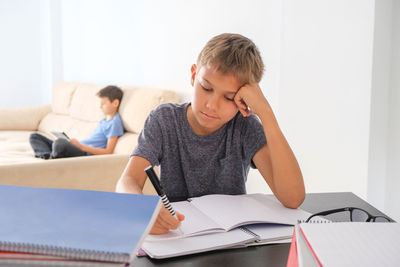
[117,33,305,235]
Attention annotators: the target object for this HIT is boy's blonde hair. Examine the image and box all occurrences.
[197,33,264,84]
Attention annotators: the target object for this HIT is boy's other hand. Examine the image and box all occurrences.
[234,83,270,117]
[150,206,185,235]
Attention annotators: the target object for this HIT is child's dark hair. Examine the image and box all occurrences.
[97,85,123,105]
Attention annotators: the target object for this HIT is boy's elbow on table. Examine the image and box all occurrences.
[280,191,305,209]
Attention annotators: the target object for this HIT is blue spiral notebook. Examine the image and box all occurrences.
[0,185,161,264]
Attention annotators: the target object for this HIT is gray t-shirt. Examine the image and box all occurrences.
[132,102,266,201]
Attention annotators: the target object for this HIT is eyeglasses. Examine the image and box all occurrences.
[306,207,391,223]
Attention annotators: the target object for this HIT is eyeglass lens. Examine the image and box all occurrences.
[351,208,370,222]
[351,209,390,222]
[317,210,349,222]
[373,216,390,222]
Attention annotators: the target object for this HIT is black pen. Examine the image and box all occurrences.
[144,166,181,224]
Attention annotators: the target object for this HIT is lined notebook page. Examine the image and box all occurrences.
[296,225,320,267]
[300,222,400,267]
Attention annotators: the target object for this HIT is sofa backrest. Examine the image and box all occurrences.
[38,81,181,154]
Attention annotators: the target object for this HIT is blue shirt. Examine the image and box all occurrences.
[81,113,124,148]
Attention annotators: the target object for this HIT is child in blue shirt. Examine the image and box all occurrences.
[117,33,305,234]
[30,86,124,159]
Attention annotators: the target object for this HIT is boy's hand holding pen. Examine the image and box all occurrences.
[145,166,185,235]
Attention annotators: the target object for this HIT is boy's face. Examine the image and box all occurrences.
[188,64,242,135]
[99,97,119,116]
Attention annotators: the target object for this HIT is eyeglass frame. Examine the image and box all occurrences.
[305,207,391,223]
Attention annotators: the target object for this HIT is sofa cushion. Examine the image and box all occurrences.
[0,131,40,165]
[52,82,77,115]
[69,83,104,122]
[0,105,51,131]
[119,86,181,134]
[114,132,139,154]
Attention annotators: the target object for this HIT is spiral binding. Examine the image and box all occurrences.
[0,241,130,263]
[297,219,332,224]
[239,227,260,239]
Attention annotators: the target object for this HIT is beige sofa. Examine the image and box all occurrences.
[0,82,180,194]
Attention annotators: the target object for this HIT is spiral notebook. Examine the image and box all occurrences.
[0,185,161,265]
[141,224,294,259]
[141,194,312,259]
[145,194,311,241]
[287,222,400,267]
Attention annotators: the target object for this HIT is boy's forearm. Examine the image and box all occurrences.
[116,175,144,194]
[257,108,305,208]
[79,144,113,155]
[116,156,151,195]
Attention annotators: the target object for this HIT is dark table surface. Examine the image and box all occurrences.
[132,192,394,267]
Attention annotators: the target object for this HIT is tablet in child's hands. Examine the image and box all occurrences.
[51,131,69,140]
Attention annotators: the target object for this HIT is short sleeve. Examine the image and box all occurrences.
[105,115,124,138]
[131,110,163,166]
[241,114,267,169]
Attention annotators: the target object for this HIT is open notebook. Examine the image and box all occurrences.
[287,222,400,267]
[0,185,161,265]
[141,194,311,258]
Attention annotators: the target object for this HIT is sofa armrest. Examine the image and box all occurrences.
[0,105,52,131]
[0,154,156,195]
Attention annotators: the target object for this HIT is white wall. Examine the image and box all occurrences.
[0,0,62,108]
[40,0,63,104]
[0,0,43,108]
[368,0,392,212]
[61,0,281,104]
[386,0,400,221]
[279,0,375,199]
